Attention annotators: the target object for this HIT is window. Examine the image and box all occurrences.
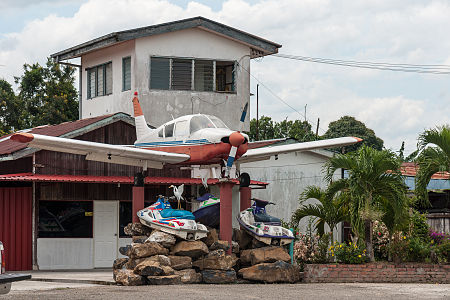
[158,128,164,137]
[150,57,170,90]
[190,115,215,134]
[175,120,188,137]
[165,123,174,137]
[122,57,131,91]
[119,202,132,238]
[38,201,93,238]
[149,57,235,93]
[86,62,112,99]
[194,60,214,91]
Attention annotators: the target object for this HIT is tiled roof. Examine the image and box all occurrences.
[0,173,268,187]
[0,113,131,156]
[401,162,450,180]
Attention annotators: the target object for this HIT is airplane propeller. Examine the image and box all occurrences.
[224,102,248,177]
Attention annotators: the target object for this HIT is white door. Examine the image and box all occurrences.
[94,201,118,268]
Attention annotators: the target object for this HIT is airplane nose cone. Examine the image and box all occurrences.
[229,131,245,147]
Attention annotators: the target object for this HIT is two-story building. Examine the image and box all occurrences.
[51,16,281,130]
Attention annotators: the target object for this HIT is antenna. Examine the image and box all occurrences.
[171,114,175,120]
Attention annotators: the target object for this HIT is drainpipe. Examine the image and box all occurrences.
[32,153,38,270]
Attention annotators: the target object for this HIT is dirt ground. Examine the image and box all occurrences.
[4,282,450,300]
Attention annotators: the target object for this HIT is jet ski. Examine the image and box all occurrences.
[192,193,220,228]
[237,198,294,246]
[138,196,208,241]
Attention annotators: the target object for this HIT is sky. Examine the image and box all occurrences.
[0,0,449,154]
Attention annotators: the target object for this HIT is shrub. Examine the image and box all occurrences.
[372,220,389,260]
[410,211,430,242]
[330,241,368,264]
[435,239,450,263]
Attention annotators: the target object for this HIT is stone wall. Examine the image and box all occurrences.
[304,263,450,283]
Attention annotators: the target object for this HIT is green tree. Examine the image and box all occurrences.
[324,145,408,261]
[291,186,349,244]
[248,116,315,142]
[0,79,23,135]
[15,58,78,128]
[415,125,450,207]
[323,116,383,152]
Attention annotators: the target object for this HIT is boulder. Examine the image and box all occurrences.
[130,242,169,258]
[113,258,128,270]
[147,275,181,285]
[201,269,236,284]
[202,228,218,247]
[175,269,202,284]
[172,240,208,259]
[241,246,290,265]
[146,230,176,248]
[209,240,229,251]
[168,255,192,270]
[132,235,148,244]
[251,238,267,249]
[124,223,152,236]
[233,228,252,250]
[238,261,301,283]
[192,249,237,270]
[134,260,163,276]
[115,269,146,286]
[127,255,170,270]
[119,245,132,257]
[125,258,145,270]
[161,265,175,276]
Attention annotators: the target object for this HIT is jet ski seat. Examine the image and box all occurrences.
[160,208,196,220]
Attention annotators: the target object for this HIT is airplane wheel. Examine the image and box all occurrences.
[239,172,250,187]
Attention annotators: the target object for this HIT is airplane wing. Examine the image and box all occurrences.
[10,133,190,169]
[237,137,362,164]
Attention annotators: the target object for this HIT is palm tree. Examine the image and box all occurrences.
[324,145,408,262]
[415,125,450,207]
[291,186,348,244]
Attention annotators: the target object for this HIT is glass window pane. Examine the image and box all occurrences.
[150,57,170,90]
[172,59,192,90]
[208,116,228,129]
[105,63,112,94]
[122,57,131,91]
[119,202,132,237]
[165,123,174,137]
[175,120,188,137]
[194,60,213,91]
[190,115,215,134]
[38,201,93,238]
[216,61,235,92]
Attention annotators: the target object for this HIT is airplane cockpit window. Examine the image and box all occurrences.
[208,116,228,129]
[190,115,215,134]
[175,120,188,137]
[158,128,164,137]
[165,123,174,138]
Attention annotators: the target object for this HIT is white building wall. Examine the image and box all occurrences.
[81,28,251,130]
[240,150,343,240]
[37,238,93,270]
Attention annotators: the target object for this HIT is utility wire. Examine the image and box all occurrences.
[273,54,450,75]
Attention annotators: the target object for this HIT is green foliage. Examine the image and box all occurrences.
[291,186,349,243]
[435,240,450,263]
[323,116,383,152]
[324,145,409,261]
[330,241,368,264]
[293,220,330,267]
[415,125,450,207]
[410,211,430,242]
[247,115,315,142]
[0,79,23,134]
[14,57,79,129]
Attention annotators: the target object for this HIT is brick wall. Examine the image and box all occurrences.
[304,263,450,283]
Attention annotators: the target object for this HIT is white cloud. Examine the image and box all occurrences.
[1,0,450,154]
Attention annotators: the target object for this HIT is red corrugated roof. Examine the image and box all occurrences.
[401,162,450,179]
[0,173,268,186]
[0,114,116,156]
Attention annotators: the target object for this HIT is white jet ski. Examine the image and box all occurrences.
[138,196,208,241]
[237,198,294,246]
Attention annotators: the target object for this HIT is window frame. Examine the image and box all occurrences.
[149,56,236,94]
[86,61,113,99]
[122,56,131,92]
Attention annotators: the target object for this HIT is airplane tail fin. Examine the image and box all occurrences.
[132,92,153,141]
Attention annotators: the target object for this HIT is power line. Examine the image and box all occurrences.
[273,54,450,75]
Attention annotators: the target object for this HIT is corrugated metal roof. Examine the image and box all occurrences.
[401,162,450,180]
[0,173,268,186]
[0,113,134,156]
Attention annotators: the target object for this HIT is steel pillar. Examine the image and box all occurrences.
[132,186,145,223]
[219,180,234,254]
[239,187,251,211]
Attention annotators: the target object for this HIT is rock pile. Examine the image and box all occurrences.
[113,223,300,285]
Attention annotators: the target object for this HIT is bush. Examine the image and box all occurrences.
[435,239,450,263]
[330,241,368,264]
[410,211,430,242]
[372,220,389,260]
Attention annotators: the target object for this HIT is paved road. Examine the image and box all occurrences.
[4,282,450,299]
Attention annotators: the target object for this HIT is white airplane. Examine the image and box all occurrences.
[10,92,362,178]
